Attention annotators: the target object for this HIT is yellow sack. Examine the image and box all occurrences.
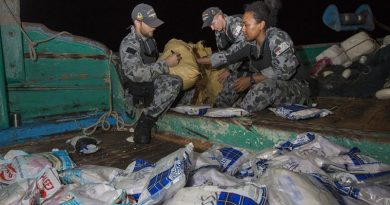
[190,41,224,105]
[205,69,224,104]
[159,39,200,90]
[191,41,212,58]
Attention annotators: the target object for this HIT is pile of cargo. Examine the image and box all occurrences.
[1,132,389,204]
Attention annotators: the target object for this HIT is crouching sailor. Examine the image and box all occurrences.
[119,3,182,144]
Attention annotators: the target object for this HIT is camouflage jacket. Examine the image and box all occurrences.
[226,27,299,80]
[210,14,248,71]
[119,26,168,83]
[256,27,299,80]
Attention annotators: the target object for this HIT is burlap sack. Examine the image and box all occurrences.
[190,41,224,105]
[159,39,200,90]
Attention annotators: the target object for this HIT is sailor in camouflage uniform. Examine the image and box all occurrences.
[197,7,250,83]
[215,0,310,112]
[119,3,182,144]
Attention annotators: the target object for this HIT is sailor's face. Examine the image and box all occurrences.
[140,22,156,38]
[210,15,224,31]
[242,11,263,41]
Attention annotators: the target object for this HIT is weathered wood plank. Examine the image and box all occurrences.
[250,97,390,142]
[0,130,184,169]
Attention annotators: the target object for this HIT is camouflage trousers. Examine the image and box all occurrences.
[126,74,196,118]
[125,74,181,118]
[215,71,310,112]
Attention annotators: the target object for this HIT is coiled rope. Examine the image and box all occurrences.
[82,50,135,136]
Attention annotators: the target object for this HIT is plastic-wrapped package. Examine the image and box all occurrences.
[60,165,123,185]
[315,44,352,67]
[40,150,77,171]
[335,183,390,205]
[235,158,269,181]
[42,183,128,205]
[170,105,211,116]
[192,151,220,169]
[113,159,156,199]
[0,150,76,185]
[341,31,379,62]
[0,179,31,205]
[0,168,62,205]
[1,150,28,164]
[276,132,348,158]
[163,183,267,205]
[269,104,333,120]
[253,147,283,160]
[234,149,282,181]
[30,168,63,204]
[261,168,341,205]
[200,145,252,176]
[203,108,250,117]
[314,147,390,181]
[136,143,194,205]
[188,167,242,187]
[276,132,316,151]
[342,195,370,205]
[268,153,330,177]
[171,106,249,117]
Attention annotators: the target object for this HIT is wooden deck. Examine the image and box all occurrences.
[1,97,389,168]
[0,131,193,169]
[250,97,390,143]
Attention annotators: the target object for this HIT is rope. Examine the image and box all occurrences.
[3,0,135,134]
[27,31,71,61]
[82,50,135,136]
[2,0,71,61]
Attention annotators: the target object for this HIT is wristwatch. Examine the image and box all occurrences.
[250,75,256,85]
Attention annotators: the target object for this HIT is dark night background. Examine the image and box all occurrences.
[20,0,389,52]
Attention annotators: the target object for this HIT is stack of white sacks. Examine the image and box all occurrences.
[316,32,390,99]
[1,133,390,205]
[316,32,380,69]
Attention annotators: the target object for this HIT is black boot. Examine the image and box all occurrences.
[134,113,157,144]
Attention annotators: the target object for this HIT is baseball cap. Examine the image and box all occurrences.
[131,3,164,28]
[201,7,222,28]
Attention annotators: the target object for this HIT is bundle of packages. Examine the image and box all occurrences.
[42,183,128,205]
[0,150,76,185]
[0,168,62,205]
[269,104,333,120]
[60,165,123,185]
[164,183,267,205]
[112,159,156,200]
[194,145,252,176]
[135,143,194,205]
[260,168,342,205]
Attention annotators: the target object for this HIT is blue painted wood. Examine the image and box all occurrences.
[0,32,10,129]
[0,112,133,146]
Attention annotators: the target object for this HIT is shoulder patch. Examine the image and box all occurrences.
[233,25,242,37]
[273,42,290,56]
[126,47,137,55]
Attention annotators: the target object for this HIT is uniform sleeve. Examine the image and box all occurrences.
[215,31,226,51]
[119,38,168,83]
[210,19,248,71]
[260,31,299,80]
